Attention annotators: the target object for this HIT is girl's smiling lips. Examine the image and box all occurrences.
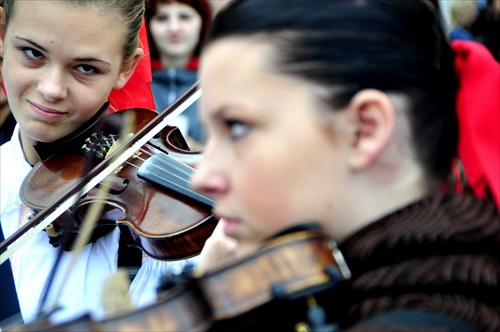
[28,101,67,120]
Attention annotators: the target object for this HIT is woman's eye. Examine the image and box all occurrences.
[153,14,168,22]
[76,64,98,76]
[23,48,44,61]
[226,120,251,141]
[180,14,193,21]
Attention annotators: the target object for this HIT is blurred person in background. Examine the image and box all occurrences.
[449,1,478,41]
[145,0,212,148]
[470,0,500,61]
[210,0,232,13]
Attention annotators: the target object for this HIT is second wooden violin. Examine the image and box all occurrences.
[8,225,351,332]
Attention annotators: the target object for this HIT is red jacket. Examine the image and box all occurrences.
[107,17,156,113]
[452,40,500,209]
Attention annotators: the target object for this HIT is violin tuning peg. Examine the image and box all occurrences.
[81,144,91,153]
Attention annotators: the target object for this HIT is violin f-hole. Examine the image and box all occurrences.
[97,178,130,196]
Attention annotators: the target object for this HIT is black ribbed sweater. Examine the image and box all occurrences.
[334,193,500,331]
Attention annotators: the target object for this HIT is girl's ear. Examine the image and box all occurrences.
[113,47,144,90]
[347,89,395,171]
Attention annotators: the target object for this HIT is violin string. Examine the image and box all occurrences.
[118,144,159,169]
[116,142,157,168]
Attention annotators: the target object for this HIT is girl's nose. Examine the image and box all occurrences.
[37,67,67,102]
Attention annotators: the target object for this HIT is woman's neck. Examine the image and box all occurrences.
[160,53,191,69]
[331,161,431,243]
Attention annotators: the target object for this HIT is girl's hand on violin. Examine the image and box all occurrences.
[197,219,238,273]
[196,219,260,274]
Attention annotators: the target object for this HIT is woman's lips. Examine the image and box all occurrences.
[217,216,241,237]
[169,35,183,44]
[29,101,66,120]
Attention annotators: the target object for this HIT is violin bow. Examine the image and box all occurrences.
[0,82,202,265]
[40,117,135,318]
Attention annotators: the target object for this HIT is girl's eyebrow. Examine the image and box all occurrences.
[74,57,111,67]
[15,36,48,52]
[14,36,111,67]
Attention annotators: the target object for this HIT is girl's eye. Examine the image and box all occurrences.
[226,120,251,141]
[23,48,44,61]
[76,64,98,76]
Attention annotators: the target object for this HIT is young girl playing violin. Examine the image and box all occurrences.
[193,0,500,330]
[0,0,195,326]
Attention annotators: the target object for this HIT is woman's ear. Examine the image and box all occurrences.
[348,89,395,171]
[113,47,144,90]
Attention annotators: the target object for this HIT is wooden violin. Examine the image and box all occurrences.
[9,280,213,332]
[7,225,351,332]
[0,82,217,262]
[200,225,351,331]
[200,227,350,316]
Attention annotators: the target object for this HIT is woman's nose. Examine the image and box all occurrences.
[167,17,181,32]
[191,146,228,197]
[37,67,67,102]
